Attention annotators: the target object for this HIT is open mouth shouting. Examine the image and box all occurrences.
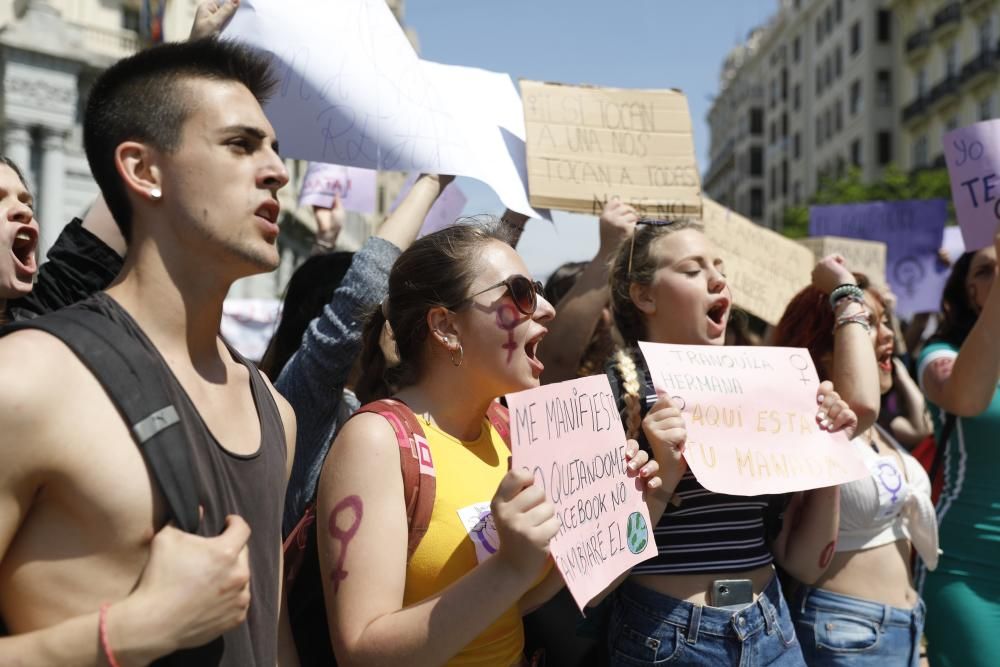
[254,199,281,242]
[706,296,731,339]
[524,329,547,377]
[876,346,893,373]
[10,224,38,279]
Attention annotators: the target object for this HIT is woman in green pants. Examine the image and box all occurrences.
[917,233,1000,667]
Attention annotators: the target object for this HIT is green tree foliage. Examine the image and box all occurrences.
[782,165,952,238]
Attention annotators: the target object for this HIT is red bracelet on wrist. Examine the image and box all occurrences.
[99,603,122,667]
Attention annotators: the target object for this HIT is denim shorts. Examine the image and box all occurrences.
[791,586,925,667]
[608,574,806,666]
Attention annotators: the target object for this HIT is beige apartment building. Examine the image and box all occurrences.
[1,0,408,299]
[705,0,898,230]
[895,0,999,171]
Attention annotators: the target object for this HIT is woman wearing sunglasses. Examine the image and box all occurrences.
[315,220,662,666]
[773,257,937,666]
[605,219,858,666]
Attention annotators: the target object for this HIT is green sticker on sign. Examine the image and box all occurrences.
[627,511,648,554]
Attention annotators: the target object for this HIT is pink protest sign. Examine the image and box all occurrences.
[298,162,377,213]
[390,173,468,237]
[506,374,656,611]
[944,120,1000,252]
[637,343,868,496]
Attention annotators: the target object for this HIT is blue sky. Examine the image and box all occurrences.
[406,0,776,279]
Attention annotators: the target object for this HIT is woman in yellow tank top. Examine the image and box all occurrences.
[315,220,666,666]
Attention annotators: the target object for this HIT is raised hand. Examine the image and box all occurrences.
[190,0,240,40]
[597,198,639,260]
[811,254,856,295]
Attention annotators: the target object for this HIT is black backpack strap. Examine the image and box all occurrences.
[1,309,200,533]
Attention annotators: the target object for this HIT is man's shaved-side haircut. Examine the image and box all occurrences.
[83,37,277,241]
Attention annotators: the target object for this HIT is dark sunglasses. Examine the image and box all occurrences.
[628,219,679,276]
[455,274,545,315]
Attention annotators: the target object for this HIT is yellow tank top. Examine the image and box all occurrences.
[404,415,523,667]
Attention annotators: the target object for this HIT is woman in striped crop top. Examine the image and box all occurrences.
[604,220,858,666]
[773,256,938,666]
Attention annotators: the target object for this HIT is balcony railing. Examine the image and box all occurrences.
[932,2,962,32]
[905,27,930,54]
[929,74,961,105]
[964,0,992,14]
[902,95,929,123]
[960,49,998,84]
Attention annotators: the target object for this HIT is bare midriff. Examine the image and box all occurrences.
[812,539,918,609]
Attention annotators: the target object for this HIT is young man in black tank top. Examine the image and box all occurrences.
[0,31,299,667]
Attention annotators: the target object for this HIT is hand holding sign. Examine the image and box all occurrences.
[491,468,560,579]
[817,380,858,436]
[641,394,688,496]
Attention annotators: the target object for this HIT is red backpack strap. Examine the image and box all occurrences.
[486,401,511,451]
[355,398,436,559]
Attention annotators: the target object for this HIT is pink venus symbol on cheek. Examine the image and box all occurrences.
[496,304,520,364]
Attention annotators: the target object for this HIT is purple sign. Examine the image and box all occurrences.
[298,162,377,213]
[809,200,948,317]
[943,120,1000,252]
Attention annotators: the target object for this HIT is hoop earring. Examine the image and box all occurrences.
[449,343,464,367]
[149,187,162,201]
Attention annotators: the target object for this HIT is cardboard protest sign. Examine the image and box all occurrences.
[944,119,1000,252]
[799,236,888,287]
[809,200,948,317]
[701,198,814,326]
[506,374,656,610]
[389,173,468,238]
[298,162,377,213]
[224,0,542,217]
[637,342,868,496]
[521,80,701,217]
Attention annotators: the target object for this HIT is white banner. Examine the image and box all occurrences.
[224,0,542,217]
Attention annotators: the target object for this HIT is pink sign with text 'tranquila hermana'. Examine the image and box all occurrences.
[637,343,867,496]
[506,374,656,611]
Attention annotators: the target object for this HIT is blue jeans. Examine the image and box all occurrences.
[792,587,925,667]
[608,575,805,666]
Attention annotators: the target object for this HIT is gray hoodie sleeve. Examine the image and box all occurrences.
[276,236,400,535]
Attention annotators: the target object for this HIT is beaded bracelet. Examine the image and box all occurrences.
[834,312,872,333]
[829,283,865,309]
[99,603,122,667]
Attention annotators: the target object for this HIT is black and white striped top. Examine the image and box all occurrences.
[607,351,783,575]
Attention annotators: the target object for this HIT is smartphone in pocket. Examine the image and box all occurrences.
[710,579,754,609]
